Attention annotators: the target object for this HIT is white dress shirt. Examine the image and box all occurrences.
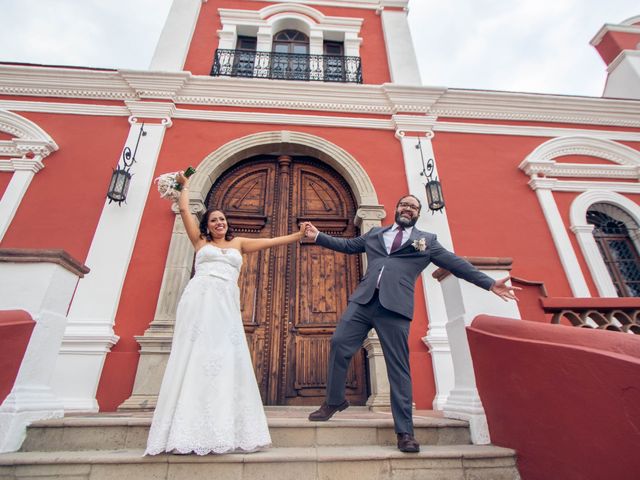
[383,223,413,254]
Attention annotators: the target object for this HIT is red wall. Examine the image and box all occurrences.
[594,30,640,66]
[432,132,574,297]
[184,1,391,84]
[0,112,130,262]
[0,310,35,404]
[468,315,640,480]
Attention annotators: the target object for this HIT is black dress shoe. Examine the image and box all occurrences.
[397,433,420,452]
[308,400,350,421]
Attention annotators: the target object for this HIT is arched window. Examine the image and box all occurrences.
[271,30,309,80]
[587,203,640,296]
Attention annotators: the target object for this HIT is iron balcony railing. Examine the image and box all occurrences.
[211,49,363,84]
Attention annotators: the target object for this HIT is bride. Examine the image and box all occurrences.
[145,171,307,455]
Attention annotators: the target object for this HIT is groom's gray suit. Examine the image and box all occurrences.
[316,225,494,434]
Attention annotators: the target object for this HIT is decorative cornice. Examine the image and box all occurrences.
[435,121,640,142]
[0,157,44,173]
[125,100,177,120]
[519,136,640,181]
[432,90,640,128]
[0,248,89,278]
[392,113,436,138]
[528,177,640,193]
[1,65,640,128]
[120,70,190,100]
[0,110,58,158]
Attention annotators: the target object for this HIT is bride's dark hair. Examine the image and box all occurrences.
[199,208,234,241]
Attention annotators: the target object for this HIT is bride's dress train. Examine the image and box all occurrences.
[145,244,271,455]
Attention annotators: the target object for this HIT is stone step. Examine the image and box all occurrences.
[0,444,520,480]
[20,408,471,452]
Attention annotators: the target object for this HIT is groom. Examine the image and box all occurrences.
[304,194,518,453]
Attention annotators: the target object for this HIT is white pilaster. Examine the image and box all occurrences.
[439,267,521,445]
[51,120,169,411]
[380,8,421,85]
[532,184,591,297]
[0,158,43,241]
[395,120,456,410]
[149,0,205,71]
[0,252,87,452]
[603,50,640,100]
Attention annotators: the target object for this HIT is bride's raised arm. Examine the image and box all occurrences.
[176,172,203,248]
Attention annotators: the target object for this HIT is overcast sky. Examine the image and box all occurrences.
[0,0,638,97]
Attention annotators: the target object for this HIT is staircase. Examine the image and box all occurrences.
[0,407,520,479]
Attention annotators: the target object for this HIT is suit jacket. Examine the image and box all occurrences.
[316,226,495,320]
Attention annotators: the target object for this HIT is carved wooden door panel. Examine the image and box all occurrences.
[207,155,367,405]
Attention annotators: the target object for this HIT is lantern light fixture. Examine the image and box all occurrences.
[416,138,445,213]
[107,123,147,205]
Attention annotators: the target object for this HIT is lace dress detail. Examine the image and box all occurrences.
[145,245,271,455]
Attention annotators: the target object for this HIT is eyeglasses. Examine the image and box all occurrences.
[398,202,420,211]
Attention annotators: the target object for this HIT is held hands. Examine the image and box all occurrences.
[303,222,319,240]
[490,276,521,302]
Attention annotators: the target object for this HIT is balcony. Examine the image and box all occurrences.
[211,49,363,84]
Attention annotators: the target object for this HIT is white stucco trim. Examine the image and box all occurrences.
[380,8,421,85]
[52,120,169,411]
[190,129,379,206]
[570,190,640,297]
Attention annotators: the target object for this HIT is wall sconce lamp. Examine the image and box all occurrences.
[416,138,445,213]
[107,123,147,205]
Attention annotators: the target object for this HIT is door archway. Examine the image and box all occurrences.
[207,154,366,405]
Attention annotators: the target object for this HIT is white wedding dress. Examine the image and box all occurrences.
[145,244,271,455]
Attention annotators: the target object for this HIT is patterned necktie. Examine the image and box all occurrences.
[390,226,404,253]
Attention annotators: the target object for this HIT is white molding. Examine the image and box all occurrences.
[380,8,421,85]
[435,121,640,142]
[570,190,640,297]
[172,107,392,129]
[521,136,640,166]
[0,100,129,117]
[2,66,640,127]
[529,178,640,194]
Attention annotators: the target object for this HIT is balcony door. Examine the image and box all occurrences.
[207,155,368,405]
[271,30,309,80]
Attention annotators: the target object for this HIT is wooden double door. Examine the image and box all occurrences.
[207,155,368,405]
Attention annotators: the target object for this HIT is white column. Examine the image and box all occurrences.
[380,8,421,85]
[397,129,456,410]
[572,224,618,296]
[0,158,44,242]
[51,120,169,411]
[439,266,521,445]
[149,0,205,71]
[532,182,591,296]
[0,251,87,452]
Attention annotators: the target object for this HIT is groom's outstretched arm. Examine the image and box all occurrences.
[304,222,367,255]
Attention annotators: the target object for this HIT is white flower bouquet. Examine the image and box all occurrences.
[412,238,427,252]
[155,166,196,201]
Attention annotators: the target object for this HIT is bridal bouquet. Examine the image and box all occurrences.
[155,166,196,201]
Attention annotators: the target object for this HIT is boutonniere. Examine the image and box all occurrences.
[412,238,427,252]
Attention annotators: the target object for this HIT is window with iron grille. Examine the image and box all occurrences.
[587,204,640,297]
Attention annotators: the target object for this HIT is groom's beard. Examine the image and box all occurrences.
[395,211,418,228]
